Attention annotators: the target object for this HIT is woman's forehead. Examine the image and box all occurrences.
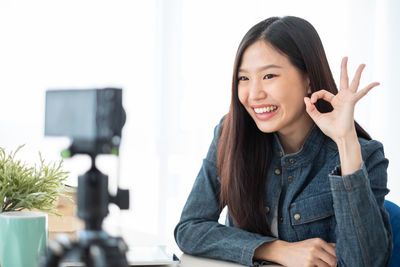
[239,40,291,71]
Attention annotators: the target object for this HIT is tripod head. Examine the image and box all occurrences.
[77,153,129,231]
[41,88,130,266]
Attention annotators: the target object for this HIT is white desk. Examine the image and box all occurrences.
[118,230,281,266]
[56,228,281,267]
[177,253,281,267]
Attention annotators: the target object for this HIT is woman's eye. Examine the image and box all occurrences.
[264,74,276,79]
[238,76,249,81]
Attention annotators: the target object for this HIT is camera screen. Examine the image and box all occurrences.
[45,89,97,140]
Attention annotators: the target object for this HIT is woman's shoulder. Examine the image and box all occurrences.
[358,137,386,160]
[357,136,383,149]
[214,115,226,135]
[209,115,226,143]
[205,115,226,163]
[322,133,385,160]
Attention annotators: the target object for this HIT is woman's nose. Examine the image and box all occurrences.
[249,80,266,100]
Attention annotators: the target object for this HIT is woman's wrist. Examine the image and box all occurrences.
[335,132,362,175]
[254,239,287,264]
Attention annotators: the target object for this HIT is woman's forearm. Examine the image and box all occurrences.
[254,240,286,263]
[335,131,362,175]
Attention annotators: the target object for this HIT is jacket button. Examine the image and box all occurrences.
[265,206,270,213]
[279,217,283,222]
[289,158,295,164]
[294,214,301,220]
[278,151,283,157]
[288,176,293,182]
[274,168,281,175]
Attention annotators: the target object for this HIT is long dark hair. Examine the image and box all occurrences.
[217,16,371,235]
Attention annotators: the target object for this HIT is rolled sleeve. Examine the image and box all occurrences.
[329,162,369,192]
[327,140,392,267]
[241,238,278,266]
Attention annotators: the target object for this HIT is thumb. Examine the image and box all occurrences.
[304,97,322,122]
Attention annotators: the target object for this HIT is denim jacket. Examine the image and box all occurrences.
[174,120,393,266]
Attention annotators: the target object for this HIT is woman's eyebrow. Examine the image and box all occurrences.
[238,64,282,73]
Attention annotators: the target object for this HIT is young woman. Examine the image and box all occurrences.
[174,16,392,267]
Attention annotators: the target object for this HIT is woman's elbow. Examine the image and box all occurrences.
[174,221,195,254]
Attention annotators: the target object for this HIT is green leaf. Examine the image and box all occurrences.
[0,146,69,215]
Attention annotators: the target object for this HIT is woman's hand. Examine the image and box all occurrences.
[281,238,337,267]
[303,57,379,175]
[303,57,379,143]
[255,238,337,267]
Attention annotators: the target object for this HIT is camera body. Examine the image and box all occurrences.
[45,88,125,156]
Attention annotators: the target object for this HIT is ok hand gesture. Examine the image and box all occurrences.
[304,57,379,144]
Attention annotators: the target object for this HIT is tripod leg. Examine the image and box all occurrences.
[40,234,74,267]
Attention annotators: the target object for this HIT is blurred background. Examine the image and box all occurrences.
[1,0,399,250]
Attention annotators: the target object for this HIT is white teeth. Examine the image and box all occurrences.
[254,106,277,114]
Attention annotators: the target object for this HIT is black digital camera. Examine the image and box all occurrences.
[45,88,126,156]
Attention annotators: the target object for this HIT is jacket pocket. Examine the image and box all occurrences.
[289,192,335,241]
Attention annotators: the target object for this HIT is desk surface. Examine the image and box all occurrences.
[119,230,281,266]
[177,253,281,267]
[55,229,281,267]
[178,254,247,266]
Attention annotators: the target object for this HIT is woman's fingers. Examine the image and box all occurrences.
[354,82,380,102]
[307,239,337,267]
[314,239,337,266]
[304,97,322,122]
[310,90,335,104]
[322,242,337,257]
[350,64,366,92]
[285,238,337,267]
[317,253,337,267]
[340,57,349,90]
[315,259,332,267]
[320,241,337,266]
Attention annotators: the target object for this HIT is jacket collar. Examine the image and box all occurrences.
[272,124,326,168]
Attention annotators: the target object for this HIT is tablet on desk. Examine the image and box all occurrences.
[60,245,179,267]
[127,245,180,266]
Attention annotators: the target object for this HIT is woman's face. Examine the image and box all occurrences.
[238,40,311,136]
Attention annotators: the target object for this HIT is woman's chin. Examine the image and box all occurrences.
[255,122,278,133]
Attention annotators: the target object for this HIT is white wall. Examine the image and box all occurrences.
[0,0,398,250]
[369,0,400,205]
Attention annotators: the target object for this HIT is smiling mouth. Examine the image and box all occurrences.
[253,105,278,114]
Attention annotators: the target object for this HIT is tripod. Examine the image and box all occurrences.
[41,154,130,267]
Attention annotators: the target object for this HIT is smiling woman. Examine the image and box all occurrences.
[0,1,398,264]
[174,16,392,267]
[237,40,313,148]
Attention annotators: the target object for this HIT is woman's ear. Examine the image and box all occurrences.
[305,76,311,95]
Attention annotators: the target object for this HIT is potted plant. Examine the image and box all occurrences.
[0,146,69,267]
